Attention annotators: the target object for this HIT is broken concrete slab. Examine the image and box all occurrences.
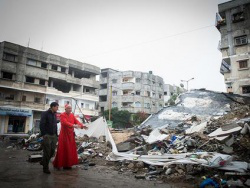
[221,122,239,131]
[185,122,207,134]
[208,126,242,137]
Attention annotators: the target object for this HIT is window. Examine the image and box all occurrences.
[235,35,247,46]
[112,79,117,84]
[22,96,26,101]
[159,94,162,99]
[61,67,66,73]
[232,12,244,23]
[3,53,16,62]
[239,60,248,69]
[27,59,37,66]
[147,91,150,97]
[39,79,46,85]
[136,91,140,95]
[46,98,49,104]
[112,91,117,96]
[81,103,84,108]
[136,78,141,83]
[86,88,90,93]
[112,102,117,108]
[5,95,14,100]
[2,72,13,80]
[123,91,128,95]
[164,92,167,95]
[152,92,156,97]
[242,86,250,94]
[26,76,35,83]
[34,97,41,103]
[41,62,47,68]
[144,103,150,108]
[85,104,89,109]
[135,101,141,108]
[51,64,58,71]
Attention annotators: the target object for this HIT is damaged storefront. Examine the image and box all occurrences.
[0,106,33,135]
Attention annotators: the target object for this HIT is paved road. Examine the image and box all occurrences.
[0,147,193,188]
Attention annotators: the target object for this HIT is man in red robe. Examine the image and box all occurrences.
[53,104,88,169]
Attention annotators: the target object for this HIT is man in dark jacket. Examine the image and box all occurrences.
[40,102,59,174]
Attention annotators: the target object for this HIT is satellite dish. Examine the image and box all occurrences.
[180,83,184,88]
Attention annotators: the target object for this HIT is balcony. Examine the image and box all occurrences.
[100,77,108,84]
[49,70,67,80]
[81,78,99,89]
[122,82,134,89]
[99,89,108,96]
[0,100,45,111]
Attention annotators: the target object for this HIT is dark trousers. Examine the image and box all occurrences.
[42,134,57,169]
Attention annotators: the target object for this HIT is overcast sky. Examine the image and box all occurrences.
[0,0,230,92]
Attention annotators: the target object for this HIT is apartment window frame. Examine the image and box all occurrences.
[3,53,16,62]
[242,85,250,94]
[112,91,118,96]
[238,60,248,69]
[5,94,14,100]
[51,64,58,71]
[2,71,13,80]
[34,97,41,103]
[136,78,141,83]
[26,59,37,66]
[234,35,248,46]
[41,62,47,69]
[232,12,245,23]
[22,95,26,102]
[39,79,46,86]
[26,76,35,83]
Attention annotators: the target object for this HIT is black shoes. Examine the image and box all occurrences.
[43,169,51,174]
[63,167,72,170]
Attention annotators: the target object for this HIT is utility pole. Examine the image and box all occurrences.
[181,78,194,91]
[108,85,112,121]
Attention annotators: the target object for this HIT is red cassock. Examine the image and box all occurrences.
[53,112,84,168]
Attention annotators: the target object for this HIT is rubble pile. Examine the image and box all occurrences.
[75,135,112,168]
[105,90,250,186]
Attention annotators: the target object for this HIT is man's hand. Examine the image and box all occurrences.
[73,124,79,129]
[82,126,88,130]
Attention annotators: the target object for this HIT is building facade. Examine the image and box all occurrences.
[0,41,100,135]
[99,68,164,114]
[163,84,185,106]
[216,0,250,95]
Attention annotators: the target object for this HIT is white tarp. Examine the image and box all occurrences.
[76,117,248,172]
[145,128,169,144]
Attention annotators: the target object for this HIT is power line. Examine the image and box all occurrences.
[83,24,214,59]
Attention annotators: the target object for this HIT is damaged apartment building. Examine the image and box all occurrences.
[216,0,250,95]
[99,68,164,115]
[0,41,100,135]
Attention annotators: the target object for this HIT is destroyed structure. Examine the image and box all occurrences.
[216,0,250,95]
[0,41,100,135]
[99,68,164,114]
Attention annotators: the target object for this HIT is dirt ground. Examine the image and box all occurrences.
[0,146,194,188]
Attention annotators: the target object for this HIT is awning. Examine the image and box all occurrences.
[0,106,32,117]
[220,58,231,75]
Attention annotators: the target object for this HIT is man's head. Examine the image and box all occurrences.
[50,102,59,113]
[65,104,72,114]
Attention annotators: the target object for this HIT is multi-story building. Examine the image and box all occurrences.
[163,84,185,106]
[0,41,100,135]
[216,0,250,95]
[99,68,164,114]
